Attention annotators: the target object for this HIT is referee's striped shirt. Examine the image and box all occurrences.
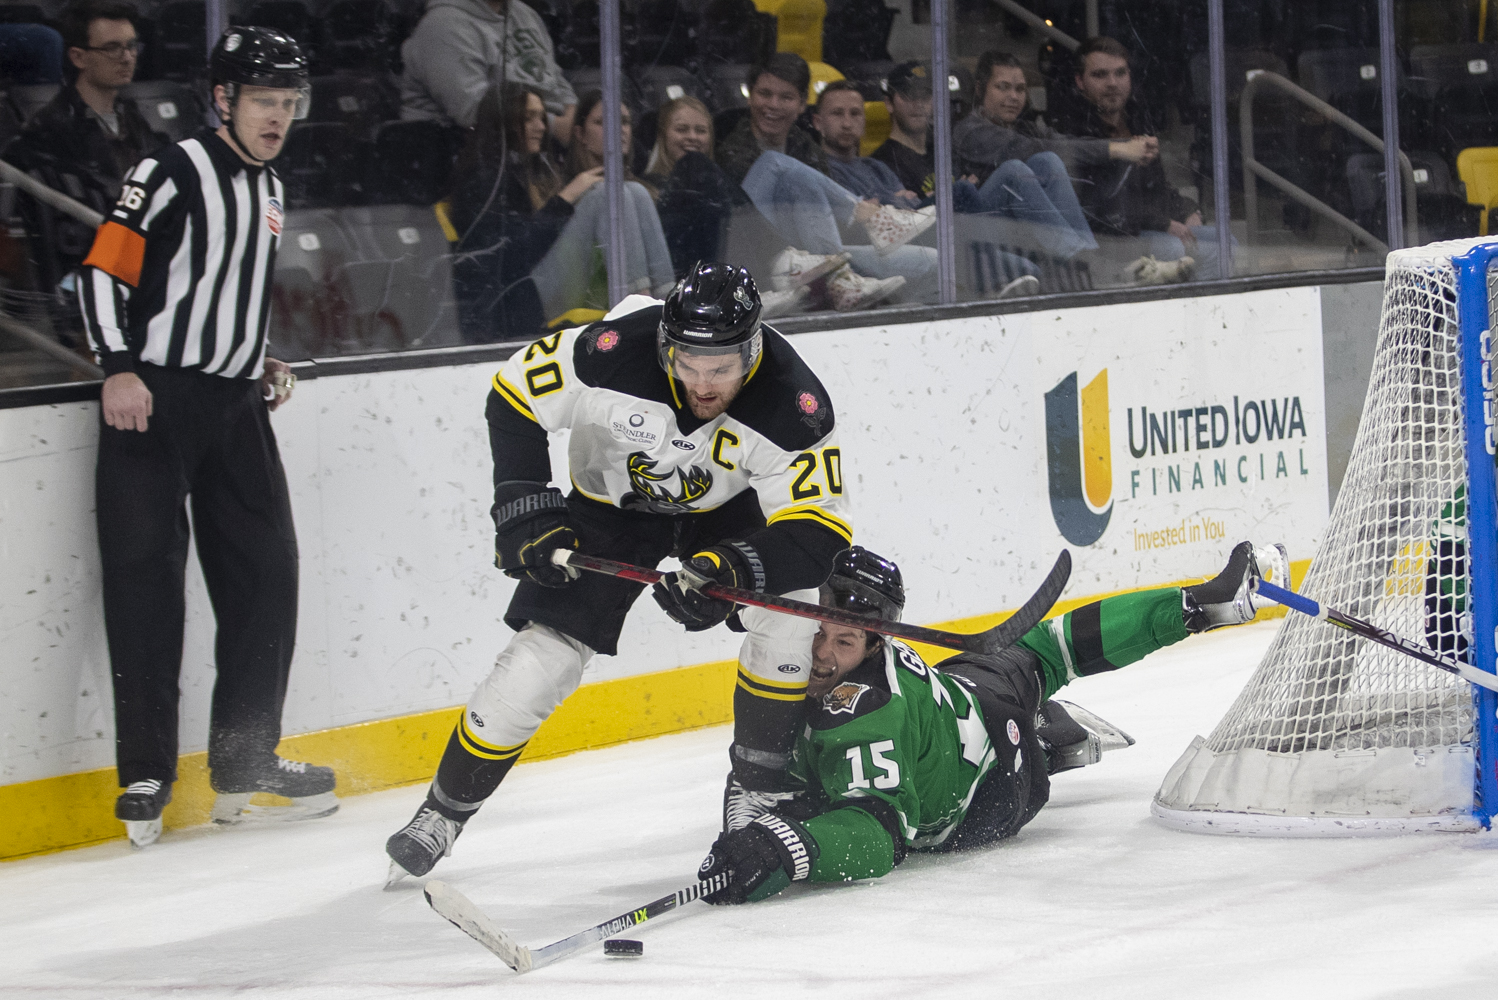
[79,129,284,380]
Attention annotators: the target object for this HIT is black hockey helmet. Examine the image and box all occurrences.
[210,27,311,120]
[657,261,763,378]
[821,547,905,622]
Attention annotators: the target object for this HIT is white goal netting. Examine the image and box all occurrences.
[1153,239,1496,835]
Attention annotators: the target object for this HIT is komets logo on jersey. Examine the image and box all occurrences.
[1044,370,1113,546]
[620,452,714,513]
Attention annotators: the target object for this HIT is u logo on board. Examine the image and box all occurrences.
[1044,370,1113,546]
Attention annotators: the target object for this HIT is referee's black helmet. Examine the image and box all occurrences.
[657,261,763,375]
[210,27,311,119]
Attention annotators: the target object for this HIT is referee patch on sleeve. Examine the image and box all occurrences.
[82,222,147,287]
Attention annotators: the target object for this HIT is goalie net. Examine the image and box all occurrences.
[1153,238,1498,836]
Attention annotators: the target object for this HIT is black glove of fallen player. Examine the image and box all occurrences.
[699,814,819,905]
[491,481,579,588]
[651,541,764,632]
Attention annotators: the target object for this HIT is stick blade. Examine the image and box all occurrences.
[973,550,1072,656]
[424,880,533,973]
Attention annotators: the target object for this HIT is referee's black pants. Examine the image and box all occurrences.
[97,364,299,787]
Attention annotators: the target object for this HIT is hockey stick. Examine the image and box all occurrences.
[1253,579,1498,694]
[553,548,1072,656]
[424,873,729,973]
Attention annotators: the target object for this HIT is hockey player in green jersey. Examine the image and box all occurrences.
[698,541,1288,903]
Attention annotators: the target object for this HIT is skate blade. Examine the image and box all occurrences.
[124,818,162,848]
[211,791,339,825]
[1052,700,1135,751]
[385,859,412,890]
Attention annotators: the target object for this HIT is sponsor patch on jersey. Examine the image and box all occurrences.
[609,406,665,448]
[1006,718,1021,746]
[822,682,870,715]
[671,438,696,450]
[265,197,284,237]
[776,663,800,674]
[469,710,484,728]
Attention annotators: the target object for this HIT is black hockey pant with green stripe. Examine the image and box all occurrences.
[936,586,1190,851]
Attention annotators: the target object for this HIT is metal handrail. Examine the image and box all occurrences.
[993,0,1079,51]
[0,159,105,227]
[0,312,104,378]
[1240,69,1417,254]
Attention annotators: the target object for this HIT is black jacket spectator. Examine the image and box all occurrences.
[449,85,574,343]
[1050,99,1197,237]
[715,116,828,186]
[5,85,166,291]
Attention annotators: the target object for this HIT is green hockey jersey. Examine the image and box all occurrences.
[789,639,997,883]
[785,586,1191,885]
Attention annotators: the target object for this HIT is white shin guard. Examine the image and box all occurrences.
[463,624,596,751]
[736,590,819,689]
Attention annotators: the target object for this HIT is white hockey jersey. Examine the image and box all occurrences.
[486,297,852,569]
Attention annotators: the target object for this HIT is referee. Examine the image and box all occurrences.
[78,27,338,847]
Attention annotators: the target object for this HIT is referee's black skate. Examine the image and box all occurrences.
[209,756,339,825]
[116,779,172,848]
[385,806,467,887]
[1182,541,1290,633]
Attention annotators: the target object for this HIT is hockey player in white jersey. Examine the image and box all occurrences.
[386,261,853,882]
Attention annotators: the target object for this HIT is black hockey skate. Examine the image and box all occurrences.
[1181,541,1290,633]
[722,772,800,832]
[116,779,172,848]
[386,806,467,887]
[209,756,339,825]
[1035,701,1135,775]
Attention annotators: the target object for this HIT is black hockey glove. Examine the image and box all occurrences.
[699,814,818,905]
[491,482,579,588]
[651,542,765,632]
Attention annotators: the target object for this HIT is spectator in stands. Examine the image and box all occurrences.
[871,61,937,200]
[401,0,577,144]
[642,97,741,274]
[5,1,164,303]
[949,50,1163,262]
[638,95,881,315]
[815,81,1040,298]
[0,24,65,84]
[448,84,602,342]
[816,81,922,210]
[554,90,675,306]
[1055,36,1234,281]
[714,54,938,306]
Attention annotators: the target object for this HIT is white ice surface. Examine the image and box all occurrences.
[3,619,1496,999]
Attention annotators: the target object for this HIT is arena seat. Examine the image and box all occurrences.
[1409,44,1498,160]
[1456,146,1498,235]
[366,119,465,206]
[821,0,895,70]
[335,204,462,352]
[762,0,825,65]
[306,73,398,139]
[271,207,359,360]
[120,79,202,144]
[320,0,401,72]
[6,83,59,123]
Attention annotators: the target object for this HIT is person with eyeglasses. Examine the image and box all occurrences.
[76,27,336,850]
[5,1,166,299]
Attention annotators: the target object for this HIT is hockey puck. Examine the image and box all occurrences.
[604,939,644,957]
